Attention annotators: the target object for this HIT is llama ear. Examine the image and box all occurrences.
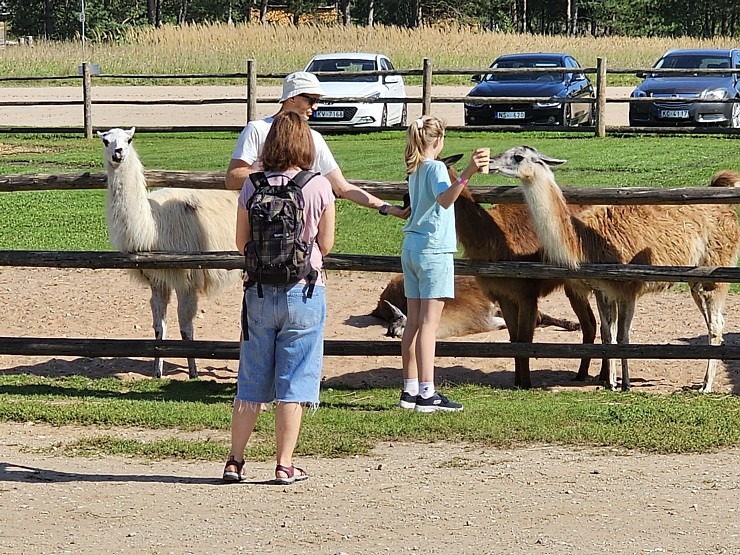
[384,300,406,319]
[540,154,567,166]
[126,127,136,138]
[440,154,464,168]
[96,130,106,139]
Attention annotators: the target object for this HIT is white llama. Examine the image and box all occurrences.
[489,145,740,393]
[99,127,242,379]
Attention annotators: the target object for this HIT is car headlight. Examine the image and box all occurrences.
[535,101,562,108]
[701,88,729,100]
[364,92,381,100]
[631,90,647,98]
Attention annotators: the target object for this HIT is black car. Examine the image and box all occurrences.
[463,52,595,127]
[629,48,740,128]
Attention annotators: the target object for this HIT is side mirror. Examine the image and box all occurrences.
[383,75,400,84]
[471,74,481,83]
[636,71,647,78]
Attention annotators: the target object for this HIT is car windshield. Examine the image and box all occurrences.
[485,60,564,82]
[305,59,378,83]
[653,55,732,76]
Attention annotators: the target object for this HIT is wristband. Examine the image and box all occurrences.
[379,203,391,216]
[456,177,469,187]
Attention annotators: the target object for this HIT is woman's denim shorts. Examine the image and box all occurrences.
[401,249,455,299]
[236,283,326,405]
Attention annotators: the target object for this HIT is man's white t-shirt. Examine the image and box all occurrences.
[231,117,340,175]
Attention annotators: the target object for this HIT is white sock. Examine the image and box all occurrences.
[403,378,419,396]
[419,381,435,399]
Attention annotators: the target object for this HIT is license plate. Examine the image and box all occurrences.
[658,109,689,119]
[313,110,344,119]
[495,111,526,119]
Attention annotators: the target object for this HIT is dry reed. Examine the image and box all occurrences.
[0,22,736,81]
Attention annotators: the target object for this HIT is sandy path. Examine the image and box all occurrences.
[0,85,632,128]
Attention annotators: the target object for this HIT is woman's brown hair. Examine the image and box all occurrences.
[261,111,315,171]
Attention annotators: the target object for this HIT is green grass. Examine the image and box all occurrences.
[4,375,740,459]
[2,131,740,254]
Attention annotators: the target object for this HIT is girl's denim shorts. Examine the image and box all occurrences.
[236,283,326,405]
[401,249,455,299]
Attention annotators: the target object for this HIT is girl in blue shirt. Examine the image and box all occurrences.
[399,116,488,413]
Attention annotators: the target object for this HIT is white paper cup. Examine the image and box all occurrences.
[479,147,490,174]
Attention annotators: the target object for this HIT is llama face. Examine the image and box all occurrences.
[489,146,567,180]
[98,127,136,166]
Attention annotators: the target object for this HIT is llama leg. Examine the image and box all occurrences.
[150,283,171,379]
[595,291,618,390]
[691,284,728,393]
[616,299,636,392]
[176,289,199,379]
[565,286,596,381]
[497,298,529,389]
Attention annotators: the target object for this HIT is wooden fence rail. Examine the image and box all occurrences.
[3,58,740,137]
[1,251,739,284]
[1,168,739,368]
[4,171,740,205]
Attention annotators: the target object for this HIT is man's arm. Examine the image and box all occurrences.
[225,159,255,191]
[324,167,410,219]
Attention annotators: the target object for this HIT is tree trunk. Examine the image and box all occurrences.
[259,0,269,25]
[367,0,374,26]
[340,0,351,26]
[147,0,157,25]
[178,0,188,24]
[43,0,54,39]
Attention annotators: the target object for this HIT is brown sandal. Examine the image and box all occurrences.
[223,456,247,482]
[274,464,308,485]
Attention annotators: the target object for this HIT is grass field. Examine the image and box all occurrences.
[2,23,739,86]
[2,130,740,254]
[2,130,740,459]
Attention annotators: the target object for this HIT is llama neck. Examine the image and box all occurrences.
[520,169,582,268]
[454,187,507,260]
[105,149,158,251]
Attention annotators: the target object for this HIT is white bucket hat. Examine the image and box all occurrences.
[279,71,325,103]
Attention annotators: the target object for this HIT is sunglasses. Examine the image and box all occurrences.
[298,94,321,106]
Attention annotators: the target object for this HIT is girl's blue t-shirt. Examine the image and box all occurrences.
[402,158,456,253]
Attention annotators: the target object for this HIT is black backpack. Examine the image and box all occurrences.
[243,170,319,298]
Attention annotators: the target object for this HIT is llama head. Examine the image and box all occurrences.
[489,145,566,181]
[384,300,407,338]
[98,127,136,167]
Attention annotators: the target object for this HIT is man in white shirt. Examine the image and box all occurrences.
[225,71,408,219]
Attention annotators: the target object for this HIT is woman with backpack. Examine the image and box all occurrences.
[223,111,335,484]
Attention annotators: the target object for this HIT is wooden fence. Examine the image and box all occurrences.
[1,171,740,366]
[2,57,739,138]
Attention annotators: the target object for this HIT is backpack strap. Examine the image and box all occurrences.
[290,170,319,190]
[248,171,270,190]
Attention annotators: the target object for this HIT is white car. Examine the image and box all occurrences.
[304,52,407,127]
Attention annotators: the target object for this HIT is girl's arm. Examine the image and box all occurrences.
[315,202,336,256]
[436,149,488,209]
[235,206,250,255]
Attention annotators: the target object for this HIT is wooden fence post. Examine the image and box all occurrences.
[595,57,607,138]
[246,59,257,123]
[422,57,432,116]
[82,62,93,139]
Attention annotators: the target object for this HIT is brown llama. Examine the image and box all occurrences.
[371,273,581,338]
[489,145,740,392]
[443,155,600,389]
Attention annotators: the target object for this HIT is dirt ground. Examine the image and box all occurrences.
[1,267,740,554]
[0,87,736,553]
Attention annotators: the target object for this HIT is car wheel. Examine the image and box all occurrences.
[731,100,740,129]
[380,105,388,127]
[400,103,407,127]
[562,104,572,127]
